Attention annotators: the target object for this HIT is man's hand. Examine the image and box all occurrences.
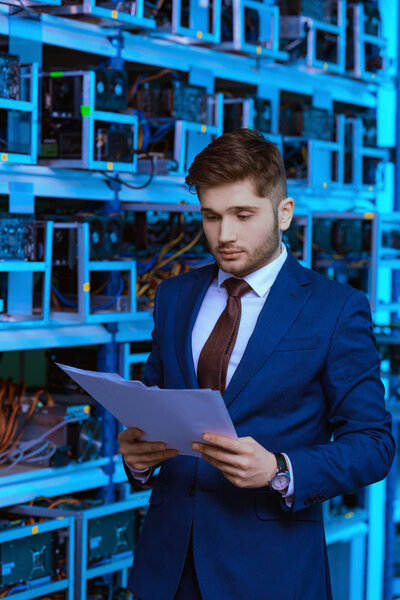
[118,427,178,470]
[192,433,277,488]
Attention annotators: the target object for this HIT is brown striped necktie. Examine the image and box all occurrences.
[197,278,252,394]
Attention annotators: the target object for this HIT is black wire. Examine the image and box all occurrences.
[100,155,155,190]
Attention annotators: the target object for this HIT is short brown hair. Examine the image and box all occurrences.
[185,128,287,207]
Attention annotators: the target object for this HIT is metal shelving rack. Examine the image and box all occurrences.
[10,495,152,600]
[0,1,396,599]
[0,514,75,600]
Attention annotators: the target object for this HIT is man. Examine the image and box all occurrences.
[119,129,395,600]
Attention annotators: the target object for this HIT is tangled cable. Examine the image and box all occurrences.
[0,383,80,474]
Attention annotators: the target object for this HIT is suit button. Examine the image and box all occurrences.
[188,485,195,496]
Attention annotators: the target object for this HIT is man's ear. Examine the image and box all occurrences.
[279,198,295,231]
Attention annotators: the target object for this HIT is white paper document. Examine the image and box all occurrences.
[56,363,238,457]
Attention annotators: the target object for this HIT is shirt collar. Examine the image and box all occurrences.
[217,243,288,298]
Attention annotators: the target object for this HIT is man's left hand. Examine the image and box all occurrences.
[192,433,277,488]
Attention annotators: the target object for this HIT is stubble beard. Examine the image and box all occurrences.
[212,218,281,278]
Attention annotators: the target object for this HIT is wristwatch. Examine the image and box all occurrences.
[270,453,291,492]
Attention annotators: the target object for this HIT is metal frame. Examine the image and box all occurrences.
[219,0,287,59]
[0,514,75,600]
[0,62,39,166]
[30,0,155,29]
[223,95,283,153]
[312,211,378,311]
[0,3,393,599]
[347,2,388,82]
[50,221,141,324]
[373,212,400,314]
[153,0,221,44]
[288,212,312,268]
[11,496,151,600]
[345,116,389,194]
[0,457,111,507]
[40,70,139,173]
[279,0,346,75]
[119,343,150,380]
[0,220,53,329]
[173,92,223,175]
[283,114,345,192]
[325,514,368,600]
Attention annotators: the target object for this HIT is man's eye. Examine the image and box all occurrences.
[205,215,218,221]
[238,215,251,220]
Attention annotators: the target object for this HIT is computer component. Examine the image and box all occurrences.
[253,98,272,133]
[55,217,115,274]
[280,104,333,141]
[0,52,20,100]
[223,97,248,132]
[311,215,375,298]
[95,126,133,163]
[360,113,377,147]
[282,223,306,261]
[0,530,55,587]
[170,82,207,122]
[43,73,82,117]
[279,0,327,21]
[313,217,372,256]
[41,71,137,170]
[95,67,128,112]
[361,0,381,36]
[283,141,308,179]
[0,518,23,531]
[0,214,37,260]
[17,403,101,467]
[346,2,385,77]
[88,510,136,562]
[51,215,124,260]
[280,1,344,72]
[135,80,207,123]
[41,74,82,159]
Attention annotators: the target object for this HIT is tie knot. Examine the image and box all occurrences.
[223,277,252,298]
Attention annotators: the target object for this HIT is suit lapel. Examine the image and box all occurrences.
[174,253,312,405]
[223,252,312,408]
[175,263,218,388]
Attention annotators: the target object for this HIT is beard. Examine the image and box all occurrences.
[210,210,281,278]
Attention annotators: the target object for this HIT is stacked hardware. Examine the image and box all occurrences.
[0,52,20,100]
[0,214,37,260]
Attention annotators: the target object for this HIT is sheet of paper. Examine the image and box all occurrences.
[56,363,237,457]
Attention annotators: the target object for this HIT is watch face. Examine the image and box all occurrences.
[271,473,290,492]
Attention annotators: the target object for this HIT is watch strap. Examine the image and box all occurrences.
[273,452,288,474]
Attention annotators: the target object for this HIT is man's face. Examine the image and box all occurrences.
[200,179,294,278]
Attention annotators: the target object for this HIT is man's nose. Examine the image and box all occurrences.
[219,219,237,243]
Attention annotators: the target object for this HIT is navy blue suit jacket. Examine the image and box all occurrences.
[126,251,395,600]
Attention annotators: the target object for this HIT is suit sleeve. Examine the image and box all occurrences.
[288,290,396,512]
[123,282,164,486]
[142,282,164,388]
[122,457,155,487]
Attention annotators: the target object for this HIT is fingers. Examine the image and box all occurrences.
[120,440,172,459]
[193,441,247,468]
[125,449,178,470]
[201,433,242,453]
[118,427,143,443]
[118,428,178,469]
[128,441,166,454]
[200,453,241,477]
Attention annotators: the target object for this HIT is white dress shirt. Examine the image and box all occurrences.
[191,243,294,503]
[128,243,294,504]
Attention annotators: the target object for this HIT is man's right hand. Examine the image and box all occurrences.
[118,427,178,470]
